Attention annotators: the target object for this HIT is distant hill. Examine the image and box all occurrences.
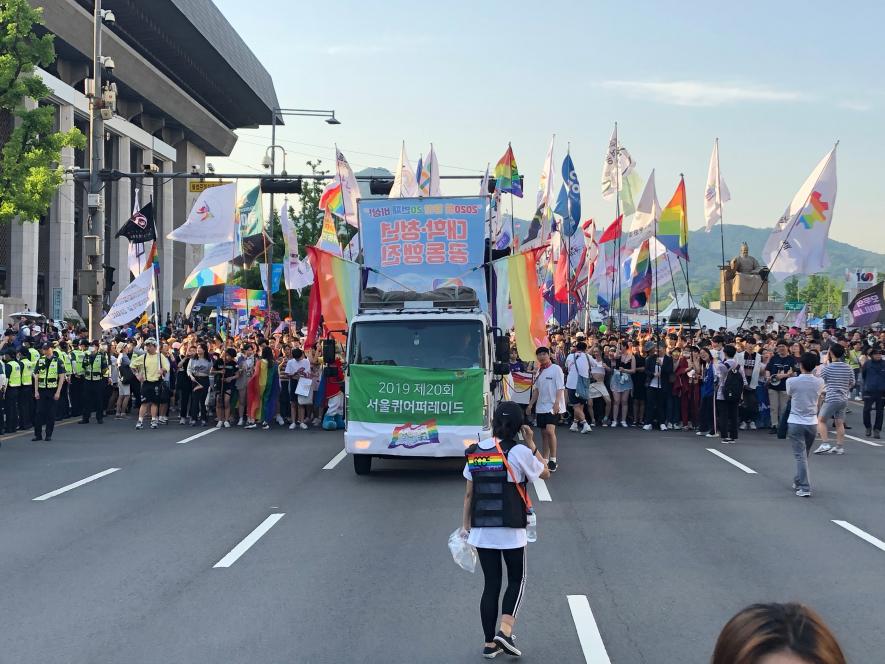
[511,218,885,296]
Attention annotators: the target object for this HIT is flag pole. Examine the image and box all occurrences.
[680,173,693,312]
[653,207,659,333]
[715,139,728,328]
[613,122,622,331]
[149,194,161,349]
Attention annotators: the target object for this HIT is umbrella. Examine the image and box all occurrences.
[9,311,46,320]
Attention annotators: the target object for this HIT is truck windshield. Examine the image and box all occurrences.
[349,320,485,370]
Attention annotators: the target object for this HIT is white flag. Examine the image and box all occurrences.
[183,241,235,286]
[763,145,838,282]
[601,126,635,200]
[704,139,732,232]
[335,148,361,228]
[168,182,236,244]
[425,144,441,196]
[100,267,155,330]
[624,169,660,253]
[479,163,490,197]
[389,141,420,198]
[536,136,556,219]
[280,201,313,291]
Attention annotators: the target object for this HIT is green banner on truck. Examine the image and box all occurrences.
[348,365,484,426]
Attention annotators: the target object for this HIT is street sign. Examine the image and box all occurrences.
[51,287,63,320]
[188,180,232,193]
[784,301,805,311]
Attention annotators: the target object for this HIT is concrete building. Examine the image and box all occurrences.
[0,0,280,319]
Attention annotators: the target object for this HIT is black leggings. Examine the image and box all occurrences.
[477,547,526,642]
[189,377,209,421]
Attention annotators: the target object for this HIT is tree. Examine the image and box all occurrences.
[784,276,799,302]
[799,274,842,318]
[0,0,84,223]
[699,285,720,308]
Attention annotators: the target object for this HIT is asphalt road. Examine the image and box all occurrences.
[1,405,884,664]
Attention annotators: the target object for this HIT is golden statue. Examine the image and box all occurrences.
[721,242,768,302]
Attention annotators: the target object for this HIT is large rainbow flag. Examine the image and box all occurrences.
[507,246,546,360]
[658,178,688,260]
[319,179,346,218]
[494,143,523,197]
[247,359,280,423]
[306,247,360,343]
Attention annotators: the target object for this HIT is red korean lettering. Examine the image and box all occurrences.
[381,243,402,266]
[448,241,469,264]
[401,219,421,241]
[448,219,468,240]
[380,220,400,242]
[402,242,424,264]
[425,241,446,264]
[427,219,449,240]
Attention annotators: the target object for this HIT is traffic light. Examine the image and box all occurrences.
[260,177,302,194]
[103,264,115,292]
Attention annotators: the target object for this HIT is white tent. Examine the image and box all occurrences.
[658,292,734,331]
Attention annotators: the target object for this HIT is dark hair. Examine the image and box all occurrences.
[800,352,819,373]
[711,602,845,664]
[492,401,524,441]
[225,348,236,358]
[574,341,587,352]
[292,348,304,360]
[713,335,725,344]
[828,343,845,359]
[535,346,550,356]
[723,344,737,359]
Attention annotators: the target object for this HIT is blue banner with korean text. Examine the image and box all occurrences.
[358,196,487,305]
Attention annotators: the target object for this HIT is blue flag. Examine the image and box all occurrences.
[561,153,581,236]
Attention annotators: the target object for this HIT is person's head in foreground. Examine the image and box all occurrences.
[711,602,845,664]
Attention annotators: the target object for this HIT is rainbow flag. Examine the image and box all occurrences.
[494,143,523,197]
[246,359,279,423]
[629,240,652,309]
[184,263,228,288]
[319,179,346,218]
[507,247,546,360]
[658,178,688,260]
[306,247,360,343]
[316,209,342,256]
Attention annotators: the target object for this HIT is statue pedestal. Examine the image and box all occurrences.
[720,272,768,302]
[709,299,786,328]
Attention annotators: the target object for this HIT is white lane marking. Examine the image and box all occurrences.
[832,520,885,553]
[532,478,552,502]
[176,428,221,445]
[706,448,757,474]
[830,432,883,447]
[213,513,285,568]
[567,594,612,664]
[33,468,121,501]
[323,448,347,470]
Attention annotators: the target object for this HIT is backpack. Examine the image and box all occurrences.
[723,365,744,403]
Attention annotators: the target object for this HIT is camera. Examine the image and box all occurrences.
[102,56,115,72]
[143,163,159,174]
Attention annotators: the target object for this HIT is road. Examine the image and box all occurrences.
[1,407,884,663]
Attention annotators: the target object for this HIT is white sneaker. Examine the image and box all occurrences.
[276,414,285,426]
[581,423,592,434]
[312,418,321,427]
[642,424,653,431]
[832,446,845,455]
[159,416,168,424]
[749,422,757,430]
[215,421,223,429]
[620,421,629,428]
[813,443,833,455]
[666,423,674,430]
[178,417,185,425]
[289,422,297,430]
[660,424,667,431]
[150,420,158,429]
[739,422,748,430]
[237,418,244,427]
[135,420,143,430]
[705,432,716,438]
[223,421,231,428]
[299,422,308,430]
[609,422,617,428]
[673,424,683,431]
[696,430,705,436]
[244,422,257,429]
[569,422,579,432]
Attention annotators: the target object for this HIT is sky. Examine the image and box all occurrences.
[211,0,885,253]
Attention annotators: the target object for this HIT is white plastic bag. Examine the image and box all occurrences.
[448,528,477,573]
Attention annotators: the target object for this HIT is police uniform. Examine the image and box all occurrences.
[70,340,87,418]
[17,350,34,429]
[54,343,73,419]
[34,344,65,441]
[80,343,109,424]
[4,349,21,433]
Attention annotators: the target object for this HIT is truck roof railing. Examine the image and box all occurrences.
[359,286,481,311]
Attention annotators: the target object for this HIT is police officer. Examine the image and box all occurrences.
[0,352,7,445]
[70,338,87,418]
[55,341,73,419]
[80,340,109,424]
[17,347,34,430]
[4,348,21,433]
[33,342,65,441]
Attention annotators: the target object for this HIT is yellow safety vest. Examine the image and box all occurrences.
[55,350,72,374]
[7,360,21,388]
[36,356,60,389]
[20,358,32,385]
[84,353,107,381]
[71,349,85,375]
[27,347,39,364]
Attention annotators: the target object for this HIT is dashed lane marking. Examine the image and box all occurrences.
[832,520,885,554]
[33,467,121,501]
[706,448,757,474]
[567,594,612,664]
[323,449,347,470]
[213,513,285,568]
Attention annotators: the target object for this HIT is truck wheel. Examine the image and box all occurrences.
[353,454,372,475]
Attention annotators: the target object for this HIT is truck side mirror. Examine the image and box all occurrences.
[494,336,510,364]
[322,338,336,365]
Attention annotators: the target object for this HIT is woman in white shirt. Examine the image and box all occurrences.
[461,401,549,659]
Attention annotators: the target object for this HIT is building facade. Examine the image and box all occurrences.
[1,0,279,319]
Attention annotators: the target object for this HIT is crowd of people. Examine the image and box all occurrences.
[0,315,345,445]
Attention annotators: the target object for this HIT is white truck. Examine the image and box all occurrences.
[342,290,510,475]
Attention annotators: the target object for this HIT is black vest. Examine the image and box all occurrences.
[465,441,528,529]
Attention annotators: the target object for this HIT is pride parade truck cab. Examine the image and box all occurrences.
[343,196,510,475]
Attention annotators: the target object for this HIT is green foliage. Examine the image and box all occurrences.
[0,0,85,223]
[784,276,799,302]
[699,285,720,308]
[798,275,842,318]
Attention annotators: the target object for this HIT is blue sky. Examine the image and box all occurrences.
[212,0,885,252]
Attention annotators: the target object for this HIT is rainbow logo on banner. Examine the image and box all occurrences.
[798,191,829,229]
[466,451,505,473]
[389,420,440,449]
